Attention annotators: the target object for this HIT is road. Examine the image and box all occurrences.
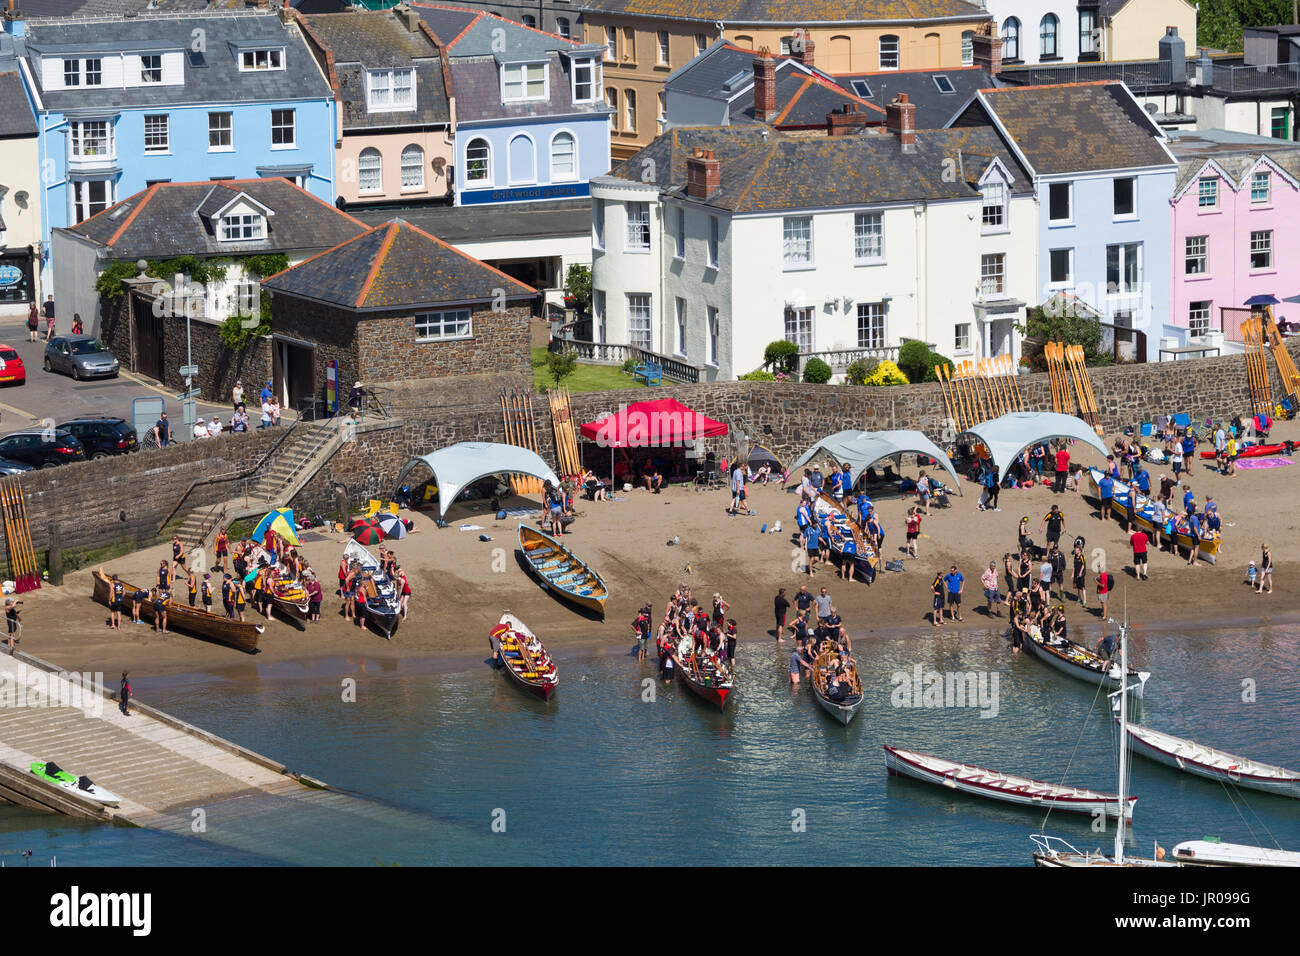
[0,316,241,442]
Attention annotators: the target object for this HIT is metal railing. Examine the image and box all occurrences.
[550,334,703,384]
[1000,58,1179,91]
[1214,63,1300,93]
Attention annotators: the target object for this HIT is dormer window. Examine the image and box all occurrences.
[502,61,547,102]
[240,48,283,72]
[571,57,598,103]
[220,213,265,241]
[366,69,416,112]
[141,55,163,84]
[62,58,101,87]
[981,181,1006,229]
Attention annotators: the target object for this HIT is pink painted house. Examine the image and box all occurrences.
[1168,129,1300,347]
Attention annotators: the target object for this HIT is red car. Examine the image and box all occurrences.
[0,345,25,386]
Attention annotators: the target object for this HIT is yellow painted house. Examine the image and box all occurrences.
[582,0,993,158]
[1100,0,1198,62]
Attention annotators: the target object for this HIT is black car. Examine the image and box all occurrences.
[0,429,86,468]
[57,418,138,459]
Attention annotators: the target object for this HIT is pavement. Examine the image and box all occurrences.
[0,316,238,442]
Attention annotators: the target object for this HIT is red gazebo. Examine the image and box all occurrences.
[580,398,729,479]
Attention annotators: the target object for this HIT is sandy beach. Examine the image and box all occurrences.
[15,416,1300,681]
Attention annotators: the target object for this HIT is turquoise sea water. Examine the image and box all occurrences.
[3,623,1298,866]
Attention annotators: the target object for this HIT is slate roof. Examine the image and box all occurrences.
[1167,129,1300,193]
[16,0,146,16]
[580,0,987,23]
[451,54,608,123]
[834,66,992,128]
[728,70,882,126]
[609,124,1033,213]
[413,4,586,58]
[0,72,38,137]
[952,82,1175,175]
[262,218,537,310]
[60,177,369,260]
[350,198,591,241]
[302,10,452,130]
[24,13,333,112]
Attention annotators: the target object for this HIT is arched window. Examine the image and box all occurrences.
[1040,14,1059,59]
[465,137,490,183]
[961,30,974,66]
[358,147,382,193]
[879,34,899,70]
[401,143,424,189]
[1001,18,1021,62]
[508,134,535,184]
[605,87,618,130]
[624,88,637,132]
[521,14,536,28]
[550,131,576,179]
[556,17,570,39]
[733,34,754,49]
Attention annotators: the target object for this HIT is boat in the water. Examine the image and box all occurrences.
[884,746,1134,818]
[241,545,310,621]
[92,568,262,654]
[491,612,558,701]
[30,760,120,807]
[810,643,863,725]
[342,540,402,639]
[1085,467,1220,564]
[517,524,607,616]
[1022,623,1149,696]
[671,639,733,710]
[1171,838,1300,867]
[813,493,878,581]
[1122,722,1300,798]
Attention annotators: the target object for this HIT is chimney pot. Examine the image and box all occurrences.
[686,147,721,199]
[752,54,778,123]
[886,93,917,151]
[793,37,815,68]
[971,32,1003,75]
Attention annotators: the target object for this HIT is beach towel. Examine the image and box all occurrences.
[1235,457,1292,470]
[459,524,485,531]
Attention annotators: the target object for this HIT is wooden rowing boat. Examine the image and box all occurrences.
[491,612,558,701]
[813,493,878,580]
[92,568,262,654]
[671,639,733,710]
[342,540,401,639]
[1122,722,1300,798]
[810,643,863,725]
[243,546,310,621]
[517,524,607,616]
[1171,839,1300,867]
[1086,467,1220,564]
[1022,623,1149,696]
[884,746,1135,819]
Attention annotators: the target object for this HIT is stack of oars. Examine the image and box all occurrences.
[499,389,545,495]
[1064,345,1101,428]
[936,357,1024,433]
[548,388,582,478]
[1044,342,1076,416]
[1260,306,1300,398]
[1241,317,1274,415]
[0,476,39,593]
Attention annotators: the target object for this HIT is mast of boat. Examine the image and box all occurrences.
[1113,598,1129,864]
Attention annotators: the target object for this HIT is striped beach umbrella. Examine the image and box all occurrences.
[351,519,384,545]
[253,508,300,546]
[376,513,407,538]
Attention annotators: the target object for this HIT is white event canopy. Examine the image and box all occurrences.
[959,412,1110,483]
[395,442,560,517]
[786,429,962,493]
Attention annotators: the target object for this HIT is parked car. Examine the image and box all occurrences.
[56,418,138,459]
[0,429,86,468]
[44,335,120,380]
[0,344,26,385]
[0,457,32,475]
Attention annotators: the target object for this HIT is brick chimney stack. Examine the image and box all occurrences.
[886,93,916,152]
[826,101,869,137]
[793,37,815,68]
[971,31,1002,75]
[686,147,721,199]
[752,52,778,123]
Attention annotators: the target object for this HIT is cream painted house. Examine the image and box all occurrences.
[591,109,1038,381]
[0,68,41,314]
[301,7,454,206]
[1101,0,1197,62]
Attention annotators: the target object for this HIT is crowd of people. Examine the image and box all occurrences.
[637,585,738,684]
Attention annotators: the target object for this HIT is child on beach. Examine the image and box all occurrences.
[1245,561,1258,588]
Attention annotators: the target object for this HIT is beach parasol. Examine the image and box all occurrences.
[375,513,407,538]
[351,518,384,545]
[253,507,300,546]
[1244,294,1280,307]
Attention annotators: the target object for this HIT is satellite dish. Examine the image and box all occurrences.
[431,157,447,169]
[1144,103,1157,114]
[14,191,28,208]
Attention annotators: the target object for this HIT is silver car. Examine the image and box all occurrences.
[44,335,120,380]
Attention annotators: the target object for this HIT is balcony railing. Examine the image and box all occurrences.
[550,333,703,384]
[1215,63,1300,93]
[999,58,1178,91]
[764,344,902,377]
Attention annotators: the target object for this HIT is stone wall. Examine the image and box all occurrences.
[4,427,286,573]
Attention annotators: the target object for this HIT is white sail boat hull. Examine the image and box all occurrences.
[1022,629,1149,696]
[1124,722,1300,799]
[1172,840,1300,867]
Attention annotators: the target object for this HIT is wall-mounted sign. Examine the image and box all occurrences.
[0,265,22,287]
[459,182,591,206]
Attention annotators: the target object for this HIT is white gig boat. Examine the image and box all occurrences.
[1172,839,1300,867]
[1123,722,1300,799]
[884,746,1134,819]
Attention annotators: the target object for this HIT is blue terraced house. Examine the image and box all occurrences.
[7,9,336,288]
[413,4,611,206]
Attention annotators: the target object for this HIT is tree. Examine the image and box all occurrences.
[546,348,578,388]
[563,264,592,314]
[803,357,833,383]
[1198,0,1292,51]
[845,357,880,385]
[763,340,800,374]
[1018,305,1109,368]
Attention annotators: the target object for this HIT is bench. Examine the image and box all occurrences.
[632,361,662,386]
